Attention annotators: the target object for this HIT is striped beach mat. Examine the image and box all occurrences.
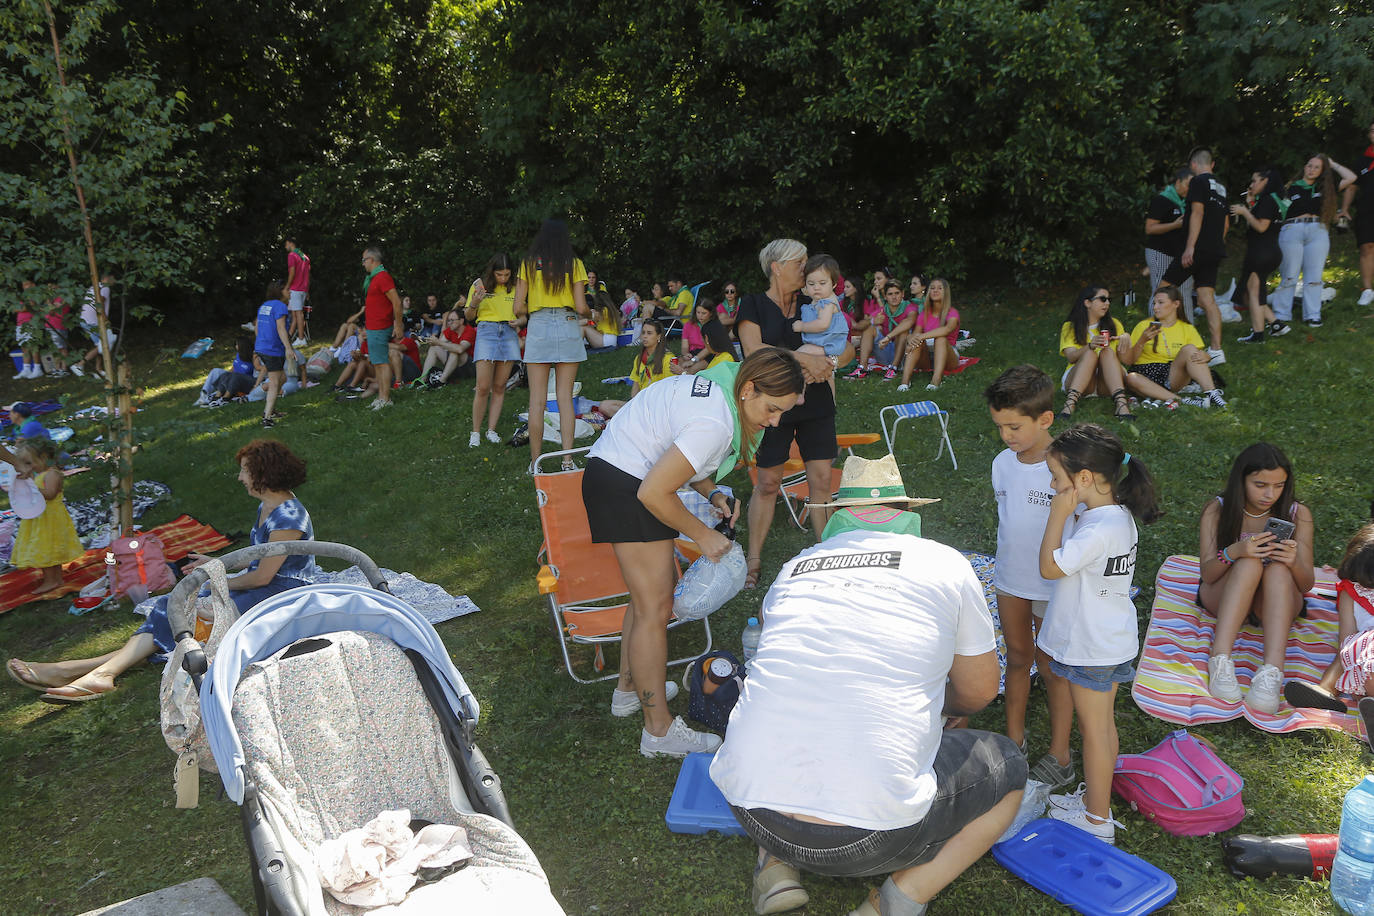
[1132,555,1361,739]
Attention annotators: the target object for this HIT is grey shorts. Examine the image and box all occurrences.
[475,321,521,362]
[523,308,586,364]
[288,290,306,311]
[732,729,1026,878]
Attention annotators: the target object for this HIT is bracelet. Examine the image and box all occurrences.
[1217,547,1234,565]
[709,489,726,504]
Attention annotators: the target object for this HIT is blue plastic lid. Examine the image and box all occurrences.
[746,617,759,626]
[992,818,1177,916]
[665,752,746,836]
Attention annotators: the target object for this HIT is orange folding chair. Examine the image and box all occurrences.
[534,447,712,684]
[748,433,880,529]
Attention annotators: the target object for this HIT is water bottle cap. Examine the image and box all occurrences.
[747,617,759,626]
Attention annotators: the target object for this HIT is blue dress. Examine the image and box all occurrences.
[137,498,318,660]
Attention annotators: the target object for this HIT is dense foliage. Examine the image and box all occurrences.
[3,0,1373,322]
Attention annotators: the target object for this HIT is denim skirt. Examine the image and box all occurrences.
[475,321,521,362]
[524,308,586,364]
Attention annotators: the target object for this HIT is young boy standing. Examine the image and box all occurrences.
[985,365,1075,789]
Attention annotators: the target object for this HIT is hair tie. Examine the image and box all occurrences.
[1121,452,1132,468]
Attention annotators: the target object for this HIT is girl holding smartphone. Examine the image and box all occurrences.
[1197,443,1314,713]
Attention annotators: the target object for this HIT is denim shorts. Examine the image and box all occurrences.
[731,729,1026,878]
[523,308,586,364]
[475,320,521,362]
[1047,658,1135,692]
[365,328,392,365]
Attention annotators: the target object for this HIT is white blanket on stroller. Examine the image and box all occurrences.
[317,809,473,907]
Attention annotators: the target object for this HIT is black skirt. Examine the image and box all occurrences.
[583,457,678,543]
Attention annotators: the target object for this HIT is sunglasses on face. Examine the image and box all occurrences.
[1092,295,1110,303]
[724,288,737,294]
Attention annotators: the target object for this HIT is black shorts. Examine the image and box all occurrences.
[1356,205,1374,246]
[256,353,285,372]
[1240,248,1282,304]
[582,457,677,543]
[1162,254,1220,290]
[755,409,838,469]
[732,730,1026,878]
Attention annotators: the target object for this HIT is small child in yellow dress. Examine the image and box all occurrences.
[10,438,84,595]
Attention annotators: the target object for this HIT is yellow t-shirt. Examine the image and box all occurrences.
[670,287,694,315]
[468,280,516,323]
[629,349,675,389]
[594,308,620,337]
[520,257,589,313]
[1058,317,1125,359]
[1128,318,1205,366]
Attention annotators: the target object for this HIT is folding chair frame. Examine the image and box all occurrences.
[880,401,958,469]
[534,447,712,684]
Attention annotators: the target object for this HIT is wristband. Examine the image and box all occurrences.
[1218,547,1234,565]
[709,489,726,504]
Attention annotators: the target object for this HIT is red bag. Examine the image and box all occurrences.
[1113,729,1245,836]
[111,532,175,597]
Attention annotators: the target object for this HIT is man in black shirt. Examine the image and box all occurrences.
[1340,119,1374,306]
[1162,148,1228,366]
[1145,168,1193,306]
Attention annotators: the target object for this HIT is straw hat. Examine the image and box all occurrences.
[809,453,939,509]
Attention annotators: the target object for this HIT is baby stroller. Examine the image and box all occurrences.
[167,540,564,915]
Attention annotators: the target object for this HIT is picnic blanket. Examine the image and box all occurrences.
[0,514,231,613]
[0,399,61,430]
[1132,554,1361,739]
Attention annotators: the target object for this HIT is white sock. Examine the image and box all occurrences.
[879,878,928,916]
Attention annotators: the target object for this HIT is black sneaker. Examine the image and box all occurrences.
[1236,329,1265,344]
[261,417,275,428]
[1304,318,1323,328]
[1267,320,1290,337]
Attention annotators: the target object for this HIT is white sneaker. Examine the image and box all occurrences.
[1246,664,1283,714]
[13,366,29,380]
[1178,381,1201,394]
[69,364,84,377]
[1360,288,1374,306]
[896,383,910,392]
[292,336,308,348]
[1206,348,1226,366]
[27,365,44,379]
[485,429,501,444]
[240,321,255,332]
[1048,802,1124,844]
[1048,782,1087,812]
[468,431,480,448]
[611,682,680,717]
[370,398,393,411]
[639,715,722,757]
[1208,654,1242,702]
[925,383,938,391]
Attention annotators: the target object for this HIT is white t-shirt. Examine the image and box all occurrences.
[991,448,1055,600]
[1037,504,1139,666]
[81,284,110,326]
[587,373,733,483]
[709,531,996,830]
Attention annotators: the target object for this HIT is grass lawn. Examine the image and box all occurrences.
[1,243,1370,915]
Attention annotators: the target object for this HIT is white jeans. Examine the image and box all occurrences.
[1269,221,1329,321]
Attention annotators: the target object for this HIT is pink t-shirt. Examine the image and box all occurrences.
[682,321,706,352]
[866,300,916,336]
[287,251,311,292]
[915,306,960,346]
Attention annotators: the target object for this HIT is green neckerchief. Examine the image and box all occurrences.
[697,360,758,482]
[361,264,386,295]
[289,247,308,262]
[1269,192,1291,221]
[719,297,738,317]
[882,298,908,326]
[821,506,922,540]
[1161,184,1186,211]
[1292,179,1315,192]
[909,295,925,317]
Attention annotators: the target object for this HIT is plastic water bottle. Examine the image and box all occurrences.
[740,617,762,665]
[1331,776,1374,914]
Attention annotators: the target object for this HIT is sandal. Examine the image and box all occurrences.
[1110,387,1136,421]
[561,456,576,472]
[7,659,53,691]
[744,556,761,590]
[1056,388,1081,423]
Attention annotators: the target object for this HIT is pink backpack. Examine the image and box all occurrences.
[111,532,175,597]
[1112,729,1245,836]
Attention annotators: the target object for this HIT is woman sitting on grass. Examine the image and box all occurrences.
[6,439,318,704]
[598,319,677,418]
[1122,286,1226,410]
[1197,442,1314,714]
[1057,285,1133,421]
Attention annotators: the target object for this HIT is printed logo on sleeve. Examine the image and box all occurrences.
[690,377,713,398]
[1103,543,1137,577]
[790,551,902,576]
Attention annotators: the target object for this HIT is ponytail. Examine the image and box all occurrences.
[1050,423,1161,524]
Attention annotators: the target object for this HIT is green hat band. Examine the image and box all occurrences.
[835,484,907,500]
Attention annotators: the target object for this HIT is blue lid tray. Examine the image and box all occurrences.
[665,752,747,836]
[992,819,1177,916]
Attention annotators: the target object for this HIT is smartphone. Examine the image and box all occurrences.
[1149,320,1161,329]
[1263,517,1296,541]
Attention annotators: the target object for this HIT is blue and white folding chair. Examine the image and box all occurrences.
[880,400,957,469]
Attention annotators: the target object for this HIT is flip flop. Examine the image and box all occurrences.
[6,659,49,691]
[1284,680,1348,713]
[40,684,113,705]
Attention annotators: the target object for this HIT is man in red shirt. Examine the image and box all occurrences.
[285,238,311,346]
[361,247,404,409]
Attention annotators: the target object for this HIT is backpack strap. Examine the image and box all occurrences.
[1169,732,1242,798]
[1114,756,1196,808]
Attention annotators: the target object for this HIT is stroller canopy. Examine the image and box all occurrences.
[201,583,478,803]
